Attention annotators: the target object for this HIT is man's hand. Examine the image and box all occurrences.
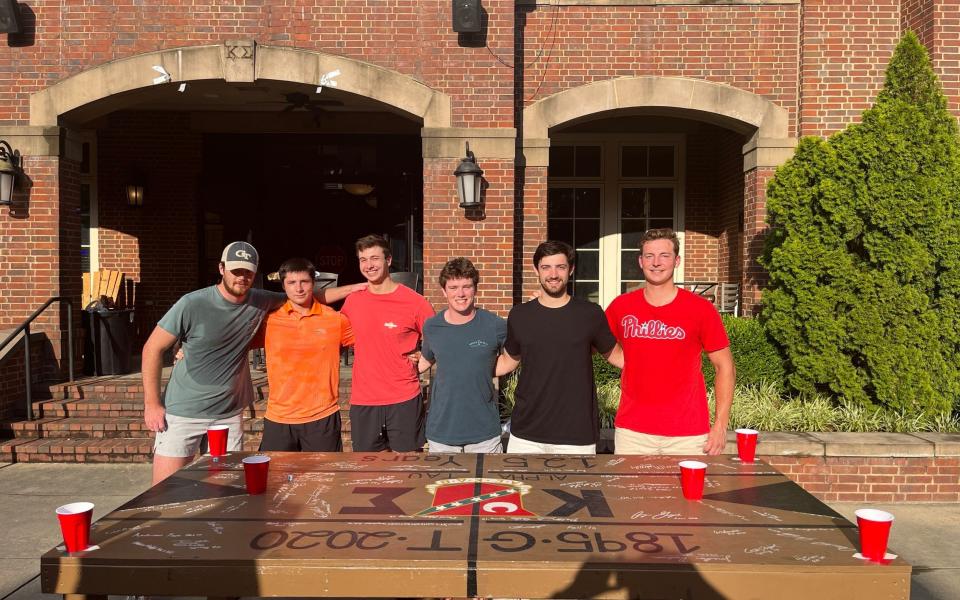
[703,422,727,455]
[405,350,422,366]
[145,403,167,433]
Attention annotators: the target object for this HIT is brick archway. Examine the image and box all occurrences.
[522,76,789,141]
[29,42,451,128]
[522,76,796,314]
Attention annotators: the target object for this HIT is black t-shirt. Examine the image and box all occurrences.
[504,297,617,445]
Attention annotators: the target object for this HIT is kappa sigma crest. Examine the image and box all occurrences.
[417,478,535,517]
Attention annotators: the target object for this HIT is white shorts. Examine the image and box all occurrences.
[506,433,596,455]
[153,413,244,458]
[428,435,503,454]
[614,428,708,455]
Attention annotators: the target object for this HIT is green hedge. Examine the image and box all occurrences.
[702,315,785,389]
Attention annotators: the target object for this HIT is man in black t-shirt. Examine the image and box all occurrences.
[496,240,623,454]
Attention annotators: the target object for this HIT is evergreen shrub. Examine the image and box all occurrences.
[760,32,960,416]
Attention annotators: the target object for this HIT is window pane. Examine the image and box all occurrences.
[577,250,599,279]
[621,250,642,280]
[650,218,673,230]
[649,146,674,177]
[548,219,574,245]
[548,188,574,218]
[549,146,575,177]
[575,146,602,178]
[573,281,599,305]
[81,143,91,175]
[649,188,673,217]
[621,188,646,218]
[621,219,645,250]
[575,188,601,217]
[574,219,600,250]
[80,248,90,273]
[621,280,643,294]
[621,146,648,177]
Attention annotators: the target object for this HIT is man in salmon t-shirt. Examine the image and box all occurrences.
[341,234,435,452]
[257,257,355,452]
[605,228,736,456]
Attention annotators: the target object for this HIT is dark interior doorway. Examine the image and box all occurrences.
[199,133,423,288]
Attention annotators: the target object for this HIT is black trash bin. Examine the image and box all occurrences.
[83,308,135,375]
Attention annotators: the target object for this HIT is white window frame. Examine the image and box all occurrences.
[549,133,686,307]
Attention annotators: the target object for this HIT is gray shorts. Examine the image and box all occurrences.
[428,435,503,454]
[153,413,244,458]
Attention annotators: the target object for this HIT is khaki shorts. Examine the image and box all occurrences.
[614,428,708,456]
[506,433,596,455]
[153,413,244,458]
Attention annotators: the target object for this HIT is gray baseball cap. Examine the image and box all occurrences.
[221,241,259,272]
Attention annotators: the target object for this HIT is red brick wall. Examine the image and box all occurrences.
[521,4,800,135]
[715,133,746,284]
[742,167,775,315]
[97,112,203,341]
[0,1,516,128]
[800,0,901,137]
[903,0,936,47]
[931,2,960,114]
[769,456,960,503]
[422,158,515,317]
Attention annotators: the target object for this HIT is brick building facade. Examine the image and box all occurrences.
[1,1,958,411]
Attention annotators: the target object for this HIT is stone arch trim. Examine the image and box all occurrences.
[523,76,791,151]
[30,43,451,128]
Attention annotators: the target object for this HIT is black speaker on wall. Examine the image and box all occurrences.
[452,0,482,33]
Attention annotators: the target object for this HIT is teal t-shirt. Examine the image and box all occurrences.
[158,286,284,419]
[422,308,507,445]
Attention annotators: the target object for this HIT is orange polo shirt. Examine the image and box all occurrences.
[262,300,354,424]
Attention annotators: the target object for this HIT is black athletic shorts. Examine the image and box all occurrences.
[349,393,425,452]
[259,412,343,452]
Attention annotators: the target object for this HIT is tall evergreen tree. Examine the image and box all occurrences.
[761,31,960,415]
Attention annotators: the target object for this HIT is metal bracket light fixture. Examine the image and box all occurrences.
[0,139,22,206]
[454,142,483,209]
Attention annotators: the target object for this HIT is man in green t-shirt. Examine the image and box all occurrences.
[142,242,361,485]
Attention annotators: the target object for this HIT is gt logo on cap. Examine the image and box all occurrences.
[235,249,252,260]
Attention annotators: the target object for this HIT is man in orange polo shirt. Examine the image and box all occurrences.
[258,257,354,451]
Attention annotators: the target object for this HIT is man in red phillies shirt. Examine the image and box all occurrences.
[605,228,736,455]
[341,234,435,452]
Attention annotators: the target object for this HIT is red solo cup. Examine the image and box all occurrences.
[856,508,895,561]
[56,502,94,553]
[736,428,759,463]
[242,455,271,495]
[679,460,708,500]
[207,425,230,457]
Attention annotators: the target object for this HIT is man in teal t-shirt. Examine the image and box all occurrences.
[142,242,361,485]
[418,258,506,453]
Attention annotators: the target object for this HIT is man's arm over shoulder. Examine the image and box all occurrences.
[316,282,368,305]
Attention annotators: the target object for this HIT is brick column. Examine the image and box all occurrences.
[421,128,516,317]
[741,136,797,315]
[0,126,82,416]
[519,138,549,303]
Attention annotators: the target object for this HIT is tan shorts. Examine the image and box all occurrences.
[506,433,596,455]
[153,413,244,458]
[614,428,708,456]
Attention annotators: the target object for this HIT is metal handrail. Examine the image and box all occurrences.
[0,297,74,420]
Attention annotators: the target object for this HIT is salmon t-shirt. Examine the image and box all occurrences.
[341,285,435,406]
[262,300,354,424]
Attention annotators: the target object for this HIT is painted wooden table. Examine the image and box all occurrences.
[41,452,911,600]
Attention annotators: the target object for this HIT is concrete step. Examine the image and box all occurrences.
[0,431,356,462]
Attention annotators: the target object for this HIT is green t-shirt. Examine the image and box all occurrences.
[158,286,284,419]
[421,308,507,445]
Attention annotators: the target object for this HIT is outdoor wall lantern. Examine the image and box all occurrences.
[0,139,22,206]
[454,142,483,208]
[126,183,145,207]
[0,0,22,35]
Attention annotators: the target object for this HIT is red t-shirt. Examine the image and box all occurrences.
[605,288,730,436]
[341,284,435,406]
